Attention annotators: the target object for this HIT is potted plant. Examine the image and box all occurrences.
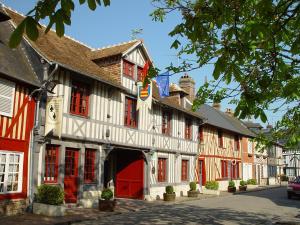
[163,185,176,201]
[33,184,65,216]
[187,181,199,197]
[99,188,116,211]
[203,181,220,195]
[228,180,236,193]
[239,180,247,191]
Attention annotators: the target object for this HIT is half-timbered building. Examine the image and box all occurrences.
[0,9,40,215]
[5,7,205,205]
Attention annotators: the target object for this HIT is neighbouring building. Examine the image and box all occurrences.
[283,146,300,178]
[0,9,41,215]
[197,104,256,191]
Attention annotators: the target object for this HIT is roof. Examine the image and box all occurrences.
[0,9,40,87]
[3,7,122,87]
[169,83,189,95]
[198,104,255,137]
[243,121,263,129]
[88,40,140,60]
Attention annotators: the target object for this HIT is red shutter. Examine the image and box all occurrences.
[44,145,59,183]
[124,97,137,128]
[84,149,96,183]
[158,158,166,182]
[70,81,89,117]
[181,160,188,181]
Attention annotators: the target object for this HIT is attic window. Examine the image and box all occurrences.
[123,60,134,79]
[137,66,143,81]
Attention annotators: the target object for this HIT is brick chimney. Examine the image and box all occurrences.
[225,108,234,117]
[179,73,195,102]
[212,102,221,110]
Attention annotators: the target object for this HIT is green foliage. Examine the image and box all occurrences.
[205,181,219,190]
[239,180,247,186]
[9,0,111,47]
[151,0,300,148]
[280,175,289,182]
[165,185,174,194]
[101,188,113,200]
[228,180,235,188]
[247,179,257,185]
[36,184,64,205]
[189,181,197,191]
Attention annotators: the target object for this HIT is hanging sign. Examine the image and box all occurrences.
[45,97,63,138]
[137,81,152,110]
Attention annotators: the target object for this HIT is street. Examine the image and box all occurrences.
[74,187,300,225]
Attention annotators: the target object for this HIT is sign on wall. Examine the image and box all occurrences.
[137,81,152,110]
[45,97,63,138]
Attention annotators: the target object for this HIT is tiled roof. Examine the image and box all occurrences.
[0,9,40,87]
[89,40,140,60]
[243,121,263,129]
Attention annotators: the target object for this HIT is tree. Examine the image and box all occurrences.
[9,0,300,147]
[151,0,300,147]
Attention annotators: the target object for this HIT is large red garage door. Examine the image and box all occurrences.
[116,150,144,199]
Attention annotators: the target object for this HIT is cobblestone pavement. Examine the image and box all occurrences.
[73,187,300,225]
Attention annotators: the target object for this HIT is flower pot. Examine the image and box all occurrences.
[227,186,236,193]
[98,199,116,212]
[187,190,200,197]
[33,202,66,217]
[163,193,176,201]
[239,186,247,191]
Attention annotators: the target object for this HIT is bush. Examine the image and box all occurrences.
[228,180,235,187]
[165,185,174,194]
[101,188,113,200]
[36,184,64,205]
[189,182,197,191]
[247,179,257,185]
[280,175,289,181]
[205,181,219,190]
[240,180,247,186]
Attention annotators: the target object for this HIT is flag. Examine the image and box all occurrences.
[155,71,170,98]
[141,60,150,82]
[137,81,152,110]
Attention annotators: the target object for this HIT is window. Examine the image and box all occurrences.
[218,130,223,147]
[181,160,189,181]
[234,135,240,151]
[185,118,192,140]
[124,97,138,128]
[248,139,253,154]
[198,126,204,143]
[162,110,171,135]
[84,149,96,183]
[70,81,89,116]
[231,162,240,179]
[0,151,23,194]
[44,145,59,183]
[137,66,143,81]
[221,160,228,179]
[157,158,167,182]
[0,77,15,117]
[123,60,134,78]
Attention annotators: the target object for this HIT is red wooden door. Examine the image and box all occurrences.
[116,151,144,199]
[64,148,79,203]
[198,159,206,186]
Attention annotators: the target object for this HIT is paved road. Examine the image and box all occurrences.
[74,187,300,225]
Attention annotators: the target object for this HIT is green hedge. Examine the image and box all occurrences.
[240,180,247,186]
[36,184,64,205]
[101,188,113,200]
[247,179,257,185]
[189,182,197,191]
[228,180,235,187]
[205,181,219,190]
[165,185,174,194]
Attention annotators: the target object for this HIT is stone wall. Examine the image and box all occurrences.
[0,198,28,216]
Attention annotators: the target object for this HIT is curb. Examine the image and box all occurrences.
[233,185,282,195]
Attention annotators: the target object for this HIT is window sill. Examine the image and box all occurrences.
[70,112,89,119]
[124,125,138,130]
[84,181,97,185]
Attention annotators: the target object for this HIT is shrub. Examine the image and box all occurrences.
[36,184,64,205]
[101,188,113,200]
[247,179,257,185]
[189,182,197,191]
[228,180,235,187]
[165,185,174,194]
[280,175,289,181]
[205,181,219,190]
[240,180,247,186]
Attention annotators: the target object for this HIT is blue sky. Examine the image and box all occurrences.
[1,0,284,126]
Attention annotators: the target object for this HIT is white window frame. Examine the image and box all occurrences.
[248,139,253,154]
[0,150,24,194]
[0,77,15,117]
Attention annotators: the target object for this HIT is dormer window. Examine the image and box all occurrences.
[162,110,171,135]
[123,60,134,79]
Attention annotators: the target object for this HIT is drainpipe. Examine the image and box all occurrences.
[28,63,59,210]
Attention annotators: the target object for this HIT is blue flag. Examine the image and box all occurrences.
[155,71,170,98]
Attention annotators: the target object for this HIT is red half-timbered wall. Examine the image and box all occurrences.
[0,81,35,200]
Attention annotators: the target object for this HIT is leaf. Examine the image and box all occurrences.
[260,111,267,123]
[55,21,65,37]
[171,40,181,49]
[88,0,97,10]
[25,17,39,41]
[9,20,26,48]
[79,0,86,4]
[212,56,225,80]
[103,0,110,6]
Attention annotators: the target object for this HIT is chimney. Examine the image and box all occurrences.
[179,73,195,102]
[225,108,234,117]
[212,102,221,110]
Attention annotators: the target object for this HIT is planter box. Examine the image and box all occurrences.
[239,186,247,191]
[33,202,65,217]
[202,188,220,196]
[163,193,176,201]
[99,199,116,212]
[187,190,200,197]
[247,185,259,189]
[228,186,236,193]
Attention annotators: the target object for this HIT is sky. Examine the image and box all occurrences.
[1,0,284,126]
